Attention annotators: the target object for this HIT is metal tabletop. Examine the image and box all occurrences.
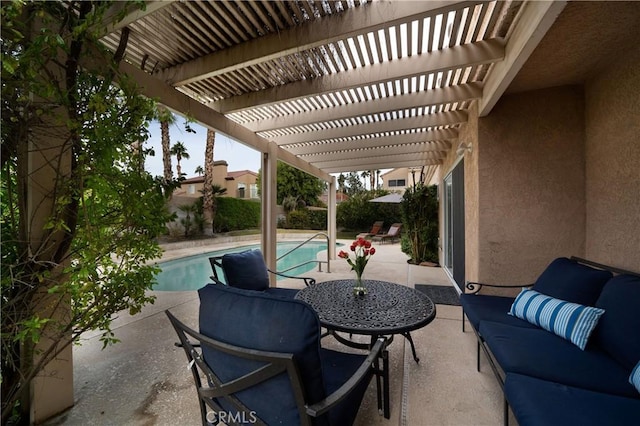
[295,279,436,336]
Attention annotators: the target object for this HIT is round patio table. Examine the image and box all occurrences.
[296,279,436,419]
[296,279,436,360]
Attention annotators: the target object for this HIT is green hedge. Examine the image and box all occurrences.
[283,209,327,230]
[336,192,401,232]
[213,197,261,232]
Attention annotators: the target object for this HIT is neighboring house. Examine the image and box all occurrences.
[381,167,438,193]
[319,190,349,205]
[171,160,259,201]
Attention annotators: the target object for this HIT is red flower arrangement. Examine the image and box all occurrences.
[338,237,376,294]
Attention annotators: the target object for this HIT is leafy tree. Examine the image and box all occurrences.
[170,141,190,177]
[194,165,204,175]
[257,161,325,206]
[1,2,175,422]
[344,171,366,196]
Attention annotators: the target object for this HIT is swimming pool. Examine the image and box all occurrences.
[153,241,334,291]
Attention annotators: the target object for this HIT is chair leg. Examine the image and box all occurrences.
[504,397,509,426]
[477,339,481,372]
[383,349,390,419]
[462,309,466,332]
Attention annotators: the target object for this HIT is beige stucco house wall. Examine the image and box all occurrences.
[172,160,258,201]
[443,46,639,292]
[584,45,640,270]
[380,168,410,192]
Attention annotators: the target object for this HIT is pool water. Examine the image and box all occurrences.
[153,241,334,291]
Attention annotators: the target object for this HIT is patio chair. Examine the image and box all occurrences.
[209,249,315,298]
[166,284,386,426]
[372,223,402,244]
[356,221,384,239]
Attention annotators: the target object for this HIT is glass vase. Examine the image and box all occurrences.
[353,271,367,296]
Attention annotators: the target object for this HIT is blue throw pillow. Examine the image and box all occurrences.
[509,289,605,350]
[631,361,640,395]
[533,257,612,306]
[222,249,270,291]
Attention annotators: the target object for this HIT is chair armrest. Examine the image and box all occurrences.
[305,337,386,418]
[465,281,533,295]
[268,269,316,287]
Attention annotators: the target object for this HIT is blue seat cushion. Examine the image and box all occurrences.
[593,274,640,370]
[533,257,612,306]
[198,284,327,425]
[321,348,372,426]
[222,249,270,291]
[460,294,537,331]
[505,373,640,426]
[479,321,638,398]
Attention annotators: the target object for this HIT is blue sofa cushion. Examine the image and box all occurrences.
[533,257,612,306]
[593,274,640,371]
[509,289,605,350]
[198,284,327,425]
[505,373,640,426]
[221,249,270,291]
[460,294,537,331]
[479,321,638,398]
[631,361,640,395]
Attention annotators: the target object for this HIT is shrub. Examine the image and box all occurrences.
[400,184,439,264]
[213,197,261,232]
[336,191,401,231]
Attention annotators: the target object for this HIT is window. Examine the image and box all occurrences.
[188,184,196,194]
[388,179,406,187]
[237,183,246,198]
[250,184,258,199]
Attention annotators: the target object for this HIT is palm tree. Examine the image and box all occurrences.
[170,141,190,177]
[369,170,376,191]
[194,165,204,176]
[157,106,176,182]
[203,129,216,232]
[360,170,371,190]
[375,169,381,190]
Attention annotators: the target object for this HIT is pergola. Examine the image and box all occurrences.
[23,1,640,422]
[97,0,564,270]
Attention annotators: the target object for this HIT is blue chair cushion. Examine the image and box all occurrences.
[593,274,640,370]
[221,249,270,291]
[533,257,612,306]
[505,373,640,426]
[479,321,638,398]
[321,348,372,426]
[460,294,537,331]
[198,284,326,425]
[508,289,605,350]
[631,361,640,395]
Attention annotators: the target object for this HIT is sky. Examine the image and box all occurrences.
[143,116,387,183]
[144,118,262,178]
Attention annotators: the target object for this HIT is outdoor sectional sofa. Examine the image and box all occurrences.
[460,257,640,426]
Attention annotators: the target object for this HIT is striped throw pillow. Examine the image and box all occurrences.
[631,361,640,394]
[509,289,605,350]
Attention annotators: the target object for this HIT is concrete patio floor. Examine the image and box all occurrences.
[46,235,514,426]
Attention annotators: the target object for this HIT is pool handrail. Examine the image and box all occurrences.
[277,232,330,274]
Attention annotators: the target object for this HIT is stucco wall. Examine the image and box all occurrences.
[584,46,640,271]
[476,86,586,287]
